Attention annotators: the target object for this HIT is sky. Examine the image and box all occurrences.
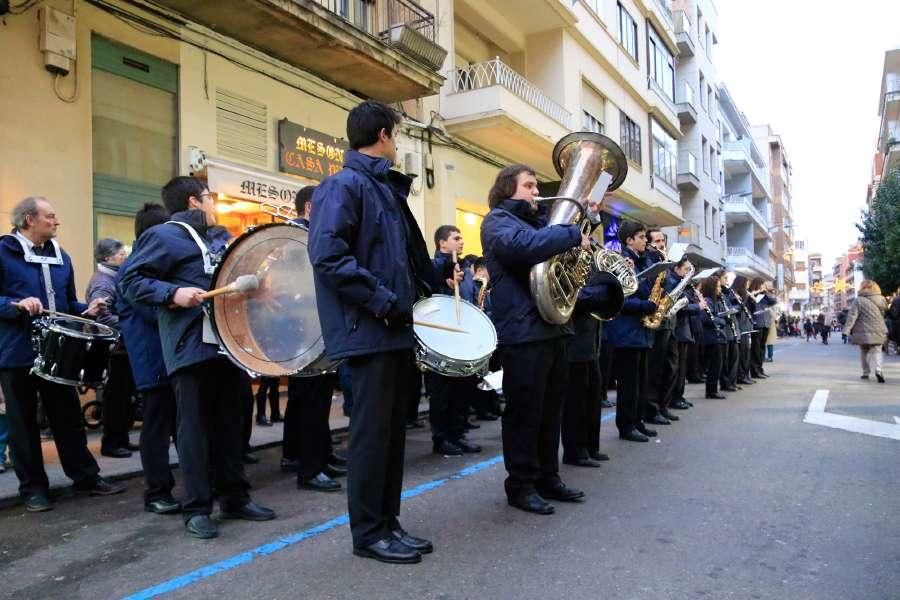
[713,0,900,267]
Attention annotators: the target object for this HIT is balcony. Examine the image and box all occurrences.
[723,138,769,198]
[676,221,701,244]
[455,0,577,53]
[723,194,768,235]
[673,10,694,57]
[677,152,700,191]
[676,80,697,125]
[150,0,447,102]
[726,246,774,279]
[442,57,572,177]
[880,118,900,178]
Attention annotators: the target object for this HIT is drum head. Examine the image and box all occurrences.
[412,295,496,361]
[46,317,116,339]
[209,223,324,377]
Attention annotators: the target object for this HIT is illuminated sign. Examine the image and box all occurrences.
[278,119,348,181]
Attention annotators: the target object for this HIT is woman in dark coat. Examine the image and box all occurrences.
[698,276,728,399]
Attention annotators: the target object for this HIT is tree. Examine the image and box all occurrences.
[858,168,900,293]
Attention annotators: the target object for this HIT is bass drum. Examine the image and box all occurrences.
[208,222,339,377]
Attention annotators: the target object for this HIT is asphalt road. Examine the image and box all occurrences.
[1,337,898,600]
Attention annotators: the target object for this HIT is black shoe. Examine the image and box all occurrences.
[433,439,463,457]
[737,379,755,385]
[706,393,727,399]
[635,423,657,437]
[242,453,260,464]
[563,457,602,468]
[464,421,480,430]
[670,401,690,410]
[186,515,218,539]
[405,420,425,430]
[280,458,299,472]
[328,453,348,467]
[686,378,704,384]
[756,373,769,379]
[145,498,181,514]
[271,415,284,423]
[588,451,610,461]
[391,528,433,554]
[76,477,125,496]
[324,463,348,478]
[507,492,555,515]
[256,416,272,427]
[24,493,52,512]
[660,409,679,422]
[685,400,694,407]
[221,500,276,521]
[600,399,615,408]
[126,442,141,451]
[723,386,739,392]
[453,438,482,453]
[354,538,421,564]
[101,447,132,458]
[536,483,585,502]
[618,429,649,442]
[645,414,670,425]
[299,472,342,493]
[876,372,885,383]
[476,412,499,421]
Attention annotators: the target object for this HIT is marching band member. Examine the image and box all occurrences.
[719,273,741,393]
[121,176,275,539]
[699,275,728,399]
[0,197,120,512]
[309,100,436,564]
[480,163,591,515]
[671,274,703,410]
[749,278,777,378]
[605,221,659,442]
[731,275,756,386]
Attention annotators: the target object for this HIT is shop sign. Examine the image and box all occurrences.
[278,119,348,181]
[204,156,304,204]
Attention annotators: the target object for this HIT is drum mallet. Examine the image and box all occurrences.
[199,274,259,300]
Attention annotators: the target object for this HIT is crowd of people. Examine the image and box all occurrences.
[0,99,892,566]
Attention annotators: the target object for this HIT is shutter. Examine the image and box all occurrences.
[216,89,268,167]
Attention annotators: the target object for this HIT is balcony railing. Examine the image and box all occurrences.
[723,194,768,228]
[678,152,698,176]
[727,246,772,275]
[677,221,701,244]
[674,9,690,34]
[677,80,695,106]
[314,0,435,41]
[448,57,572,128]
[653,0,673,28]
[724,138,768,194]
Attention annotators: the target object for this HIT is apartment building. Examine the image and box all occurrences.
[665,0,722,260]
[753,124,794,304]
[431,0,683,254]
[788,239,809,316]
[831,244,864,313]
[807,251,824,316]
[877,48,900,183]
[717,85,773,281]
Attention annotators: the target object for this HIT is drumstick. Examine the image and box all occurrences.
[199,274,259,300]
[413,320,468,334]
[10,302,98,324]
[452,250,461,325]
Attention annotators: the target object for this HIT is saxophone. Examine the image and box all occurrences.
[641,263,695,330]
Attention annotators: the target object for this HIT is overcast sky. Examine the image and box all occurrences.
[714,0,900,267]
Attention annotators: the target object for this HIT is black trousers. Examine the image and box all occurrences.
[498,338,568,498]
[240,371,254,453]
[750,329,766,376]
[738,334,752,382]
[613,346,648,434]
[704,344,724,397]
[599,342,615,394]
[100,353,136,451]
[0,368,100,497]
[170,359,250,521]
[672,341,691,403]
[720,341,739,389]
[561,359,601,461]
[139,384,176,504]
[283,374,334,480]
[644,329,678,418]
[255,377,281,420]
[687,339,704,382]
[406,366,423,424]
[425,372,467,443]
[346,350,413,548]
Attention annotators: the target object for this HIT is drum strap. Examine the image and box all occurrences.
[166,221,215,275]
[4,233,64,312]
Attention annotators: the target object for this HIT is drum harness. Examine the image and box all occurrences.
[7,232,64,312]
[165,221,221,345]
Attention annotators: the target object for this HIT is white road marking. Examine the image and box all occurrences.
[804,389,900,441]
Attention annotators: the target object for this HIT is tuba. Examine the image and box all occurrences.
[529,132,632,324]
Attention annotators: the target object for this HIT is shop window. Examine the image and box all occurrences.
[91,36,177,249]
[455,209,484,257]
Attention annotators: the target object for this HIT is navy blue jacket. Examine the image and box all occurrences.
[566,271,617,362]
[700,295,728,345]
[674,299,701,343]
[0,234,88,368]
[115,234,169,391]
[480,199,581,346]
[432,250,476,303]
[119,210,230,375]
[604,248,657,349]
[308,150,435,360]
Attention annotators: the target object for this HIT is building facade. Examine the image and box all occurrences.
[831,244,864,313]
[788,239,809,316]
[877,48,900,183]
[807,251,824,317]
[717,85,773,281]
[753,124,794,303]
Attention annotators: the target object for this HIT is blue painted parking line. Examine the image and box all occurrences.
[124,412,615,599]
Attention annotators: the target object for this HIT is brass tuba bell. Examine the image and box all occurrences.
[529,132,631,324]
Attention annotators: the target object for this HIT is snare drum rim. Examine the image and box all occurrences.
[412,295,497,363]
[38,317,118,341]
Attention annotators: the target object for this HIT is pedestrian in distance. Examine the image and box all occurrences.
[844,280,888,383]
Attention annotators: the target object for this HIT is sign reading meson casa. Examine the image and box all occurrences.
[278,119,348,181]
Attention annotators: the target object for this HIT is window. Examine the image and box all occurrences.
[707,85,713,115]
[709,145,716,181]
[650,119,676,187]
[583,111,604,133]
[698,72,706,109]
[704,200,711,238]
[648,26,675,102]
[584,0,601,14]
[696,8,704,47]
[711,207,718,240]
[619,110,641,165]
[618,3,638,62]
[701,136,709,174]
[705,24,712,59]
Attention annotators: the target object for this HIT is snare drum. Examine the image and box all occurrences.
[208,222,339,377]
[412,295,497,377]
[31,317,118,387]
